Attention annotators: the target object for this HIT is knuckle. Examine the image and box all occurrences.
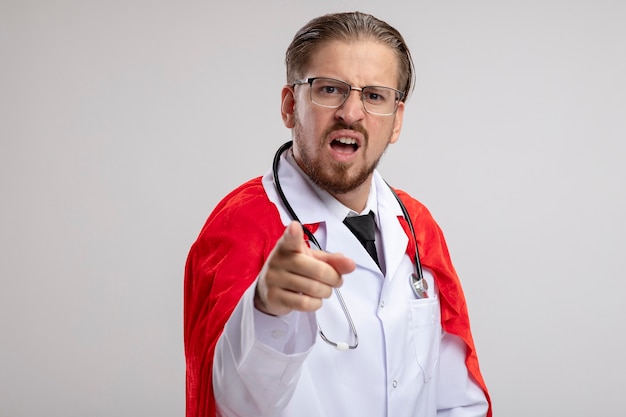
[299,296,322,311]
[320,286,333,299]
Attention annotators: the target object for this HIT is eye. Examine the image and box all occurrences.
[364,92,384,102]
[315,79,348,96]
[363,88,390,103]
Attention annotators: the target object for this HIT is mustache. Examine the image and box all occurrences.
[323,122,369,143]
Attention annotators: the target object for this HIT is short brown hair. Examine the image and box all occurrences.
[285,12,414,101]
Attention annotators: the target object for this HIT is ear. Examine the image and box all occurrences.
[389,101,405,144]
[281,85,296,128]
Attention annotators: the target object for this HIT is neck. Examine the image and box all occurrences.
[331,179,372,213]
[287,146,373,213]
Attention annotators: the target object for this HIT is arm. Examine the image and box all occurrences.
[212,284,315,416]
[213,222,355,416]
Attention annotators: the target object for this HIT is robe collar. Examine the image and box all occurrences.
[266,145,410,278]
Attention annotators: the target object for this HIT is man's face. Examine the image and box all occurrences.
[281,40,405,198]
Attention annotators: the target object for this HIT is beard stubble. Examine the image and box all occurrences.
[293,116,390,196]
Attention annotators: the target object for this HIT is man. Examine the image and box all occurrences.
[185,11,491,417]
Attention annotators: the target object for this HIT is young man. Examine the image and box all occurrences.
[185,11,491,417]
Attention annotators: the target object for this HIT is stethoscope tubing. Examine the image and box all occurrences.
[271,140,427,350]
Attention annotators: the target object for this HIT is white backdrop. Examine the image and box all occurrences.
[1,1,625,416]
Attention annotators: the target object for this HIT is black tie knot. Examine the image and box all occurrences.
[343,211,379,267]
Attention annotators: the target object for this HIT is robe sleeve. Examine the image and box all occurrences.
[395,189,492,417]
[184,177,285,417]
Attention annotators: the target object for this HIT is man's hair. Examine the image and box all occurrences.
[285,11,415,101]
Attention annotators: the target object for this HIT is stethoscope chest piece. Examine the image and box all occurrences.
[410,273,429,299]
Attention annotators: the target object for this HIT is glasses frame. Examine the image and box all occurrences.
[293,77,405,116]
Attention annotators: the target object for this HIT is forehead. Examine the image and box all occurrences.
[305,40,401,87]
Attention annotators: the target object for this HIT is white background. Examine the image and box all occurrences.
[1,1,625,416]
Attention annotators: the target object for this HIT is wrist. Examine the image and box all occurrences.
[254,286,277,316]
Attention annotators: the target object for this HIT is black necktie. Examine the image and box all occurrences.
[343,211,380,267]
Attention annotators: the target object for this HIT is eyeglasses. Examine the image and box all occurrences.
[293,77,405,116]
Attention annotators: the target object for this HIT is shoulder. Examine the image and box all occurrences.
[191,177,285,255]
[390,187,454,274]
[200,177,282,230]
[209,177,273,219]
[391,188,439,230]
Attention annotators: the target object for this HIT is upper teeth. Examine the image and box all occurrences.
[337,137,357,145]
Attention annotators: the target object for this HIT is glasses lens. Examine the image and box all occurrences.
[310,78,350,108]
[362,87,399,115]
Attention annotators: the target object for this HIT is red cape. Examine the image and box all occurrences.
[184,177,492,416]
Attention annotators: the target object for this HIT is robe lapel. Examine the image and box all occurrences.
[375,176,410,281]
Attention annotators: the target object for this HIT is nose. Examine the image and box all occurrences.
[335,89,365,125]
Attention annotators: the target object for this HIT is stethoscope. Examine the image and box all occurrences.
[272,141,428,351]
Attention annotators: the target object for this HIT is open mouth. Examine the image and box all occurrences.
[330,137,359,153]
